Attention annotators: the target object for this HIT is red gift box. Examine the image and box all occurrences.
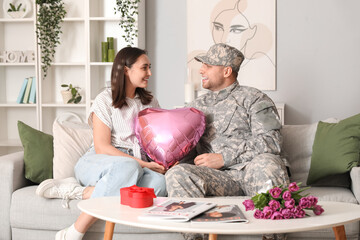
[120,185,156,208]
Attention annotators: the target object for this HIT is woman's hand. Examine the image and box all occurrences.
[145,161,166,174]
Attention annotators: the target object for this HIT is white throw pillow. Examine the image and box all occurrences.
[281,118,338,186]
[53,120,93,179]
[281,123,318,186]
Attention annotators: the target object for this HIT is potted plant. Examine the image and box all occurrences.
[114,0,141,46]
[7,2,26,18]
[61,84,82,104]
[35,0,66,79]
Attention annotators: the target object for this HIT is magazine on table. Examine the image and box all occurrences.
[138,199,216,222]
[191,204,248,223]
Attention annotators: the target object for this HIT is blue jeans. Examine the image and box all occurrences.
[74,147,167,198]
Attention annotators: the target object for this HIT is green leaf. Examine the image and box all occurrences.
[114,0,141,45]
[71,88,77,96]
[36,0,66,79]
[16,3,22,11]
[9,3,16,11]
[74,96,82,104]
[251,193,269,210]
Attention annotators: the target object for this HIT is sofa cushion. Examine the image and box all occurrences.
[307,113,360,185]
[17,121,53,184]
[10,186,173,234]
[281,123,317,186]
[302,187,358,204]
[281,118,342,187]
[53,120,93,179]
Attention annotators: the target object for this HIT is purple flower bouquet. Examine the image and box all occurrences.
[242,182,324,220]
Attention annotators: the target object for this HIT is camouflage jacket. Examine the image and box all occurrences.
[187,81,282,170]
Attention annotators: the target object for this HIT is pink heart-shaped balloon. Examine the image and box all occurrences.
[134,107,205,169]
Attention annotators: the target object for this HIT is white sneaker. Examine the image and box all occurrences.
[36,177,85,208]
[56,228,68,240]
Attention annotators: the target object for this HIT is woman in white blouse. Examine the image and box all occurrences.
[36,47,167,240]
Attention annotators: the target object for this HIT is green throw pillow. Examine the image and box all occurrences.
[18,121,53,184]
[307,113,360,185]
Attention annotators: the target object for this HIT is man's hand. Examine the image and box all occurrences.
[194,153,224,169]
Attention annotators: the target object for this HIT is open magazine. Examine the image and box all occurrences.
[191,204,248,223]
[138,199,216,222]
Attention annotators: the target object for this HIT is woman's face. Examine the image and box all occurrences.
[125,54,152,90]
[212,9,254,51]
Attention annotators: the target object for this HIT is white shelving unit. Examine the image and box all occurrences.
[0,0,145,155]
[0,0,38,155]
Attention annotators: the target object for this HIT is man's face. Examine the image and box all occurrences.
[199,63,228,91]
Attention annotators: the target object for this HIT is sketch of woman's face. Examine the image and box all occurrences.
[212,8,255,51]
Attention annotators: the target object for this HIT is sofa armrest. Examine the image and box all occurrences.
[350,167,360,204]
[0,151,30,240]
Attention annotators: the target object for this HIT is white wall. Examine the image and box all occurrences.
[145,0,186,109]
[146,0,360,124]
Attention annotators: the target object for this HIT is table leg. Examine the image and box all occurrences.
[104,221,115,240]
[209,233,217,240]
[333,225,347,240]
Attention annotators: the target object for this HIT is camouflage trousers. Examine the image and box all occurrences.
[166,154,289,240]
[165,153,290,198]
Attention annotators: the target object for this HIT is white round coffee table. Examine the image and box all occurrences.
[78,196,360,240]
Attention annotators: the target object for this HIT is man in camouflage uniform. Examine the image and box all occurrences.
[165,43,290,240]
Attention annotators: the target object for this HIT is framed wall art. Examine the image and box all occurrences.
[187,0,276,92]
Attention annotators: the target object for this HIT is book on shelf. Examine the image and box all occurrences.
[138,199,216,222]
[191,204,248,224]
[16,78,29,104]
[28,77,36,104]
[22,77,33,103]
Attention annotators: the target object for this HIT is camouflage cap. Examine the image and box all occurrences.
[195,43,244,73]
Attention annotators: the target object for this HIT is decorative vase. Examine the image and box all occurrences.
[8,11,25,18]
[61,90,72,104]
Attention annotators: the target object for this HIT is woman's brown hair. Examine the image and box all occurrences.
[111,47,153,109]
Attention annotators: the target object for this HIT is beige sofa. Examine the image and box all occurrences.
[1,121,360,240]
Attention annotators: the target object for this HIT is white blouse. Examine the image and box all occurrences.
[89,88,160,160]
